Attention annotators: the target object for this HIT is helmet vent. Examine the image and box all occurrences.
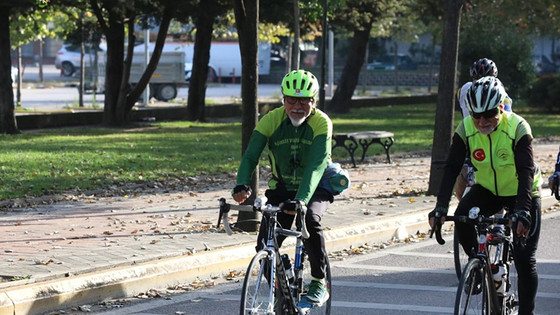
[300,79,307,90]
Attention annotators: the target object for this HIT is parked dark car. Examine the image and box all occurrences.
[367,54,418,71]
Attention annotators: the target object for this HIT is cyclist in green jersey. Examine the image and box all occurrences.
[232,69,332,305]
[429,77,541,315]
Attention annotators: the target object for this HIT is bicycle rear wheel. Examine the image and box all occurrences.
[301,254,332,315]
[454,228,469,280]
[240,250,275,315]
[455,259,492,315]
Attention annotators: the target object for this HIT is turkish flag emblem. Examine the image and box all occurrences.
[295,89,301,93]
[473,148,486,161]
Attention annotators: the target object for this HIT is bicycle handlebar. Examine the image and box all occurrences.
[217,197,310,239]
[430,214,511,245]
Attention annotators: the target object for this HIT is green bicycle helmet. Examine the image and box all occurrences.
[281,69,319,98]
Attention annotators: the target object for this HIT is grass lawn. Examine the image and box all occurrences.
[0,103,558,201]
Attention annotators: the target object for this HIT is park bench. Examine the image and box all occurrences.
[332,131,395,167]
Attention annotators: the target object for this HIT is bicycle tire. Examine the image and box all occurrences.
[455,259,493,315]
[453,227,469,280]
[301,253,332,315]
[240,250,276,315]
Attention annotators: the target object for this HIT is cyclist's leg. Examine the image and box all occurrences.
[513,196,541,315]
[454,164,470,201]
[454,185,502,256]
[303,188,332,280]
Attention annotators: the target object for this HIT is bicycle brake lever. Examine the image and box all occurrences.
[217,198,233,235]
[435,226,445,245]
[299,205,310,239]
[429,215,445,245]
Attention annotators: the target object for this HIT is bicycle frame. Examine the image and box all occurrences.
[218,197,321,315]
[433,209,517,315]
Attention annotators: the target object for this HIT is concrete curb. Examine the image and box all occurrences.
[0,207,434,315]
[0,195,557,315]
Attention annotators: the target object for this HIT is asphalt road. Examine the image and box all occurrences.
[14,64,282,112]
[55,210,560,315]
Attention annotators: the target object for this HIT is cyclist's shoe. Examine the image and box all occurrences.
[305,279,329,306]
[465,269,483,295]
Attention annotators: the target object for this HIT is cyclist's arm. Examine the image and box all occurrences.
[295,133,330,204]
[295,112,332,204]
[555,146,560,172]
[236,130,268,186]
[513,134,535,211]
[436,132,467,207]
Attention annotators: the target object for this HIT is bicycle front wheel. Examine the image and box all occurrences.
[240,250,275,315]
[455,259,492,315]
[454,227,469,280]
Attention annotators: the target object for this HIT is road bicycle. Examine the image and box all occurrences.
[217,197,332,315]
[453,208,506,281]
[431,207,520,315]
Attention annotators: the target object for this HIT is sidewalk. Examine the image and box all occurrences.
[1,146,559,314]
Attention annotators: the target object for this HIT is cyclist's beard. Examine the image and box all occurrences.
[289,110,309,127]
[476,121,497,135]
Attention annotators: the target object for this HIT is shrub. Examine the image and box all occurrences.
[526,74,560,111]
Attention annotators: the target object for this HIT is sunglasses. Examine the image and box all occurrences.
[285,96,313,105]
[471,108,500,119]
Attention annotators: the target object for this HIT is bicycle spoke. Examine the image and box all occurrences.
[455,259,492,315]
[240,251,275,315]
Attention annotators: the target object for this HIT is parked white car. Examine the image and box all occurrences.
[54,44,102,77]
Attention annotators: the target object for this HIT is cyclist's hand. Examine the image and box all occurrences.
[280,199,304,215]
[428,205,448,229]
[549,171,560,198]
[232,184,252,204]
[510,209,531,238]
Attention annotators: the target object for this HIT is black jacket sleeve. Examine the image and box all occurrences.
[555,146,560,172]
[436,133,467,207]
[513,135,535,211]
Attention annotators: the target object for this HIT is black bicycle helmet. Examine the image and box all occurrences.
[469,58,498,80]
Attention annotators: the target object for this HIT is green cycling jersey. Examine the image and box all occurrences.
[236,106,332,204]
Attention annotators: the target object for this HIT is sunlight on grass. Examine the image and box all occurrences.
[0,103,558,201]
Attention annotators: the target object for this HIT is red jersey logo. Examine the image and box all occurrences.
[473,148,486,161]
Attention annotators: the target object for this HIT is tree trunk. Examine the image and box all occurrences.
[326,27,371,113]
[0,6,18,134]
[124,5,174,114]
[101,6,126,126]
[96,1,173,126]
[16,46,22,107]
[234,0,260,232]
[427,0,464,195]
[291,0,300,70]
[186,0,216,122]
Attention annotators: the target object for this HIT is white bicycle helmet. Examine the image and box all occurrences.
[466,76,506,113]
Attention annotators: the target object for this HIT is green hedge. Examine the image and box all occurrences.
[526,74,560,111]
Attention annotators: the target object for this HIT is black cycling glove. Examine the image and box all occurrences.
[428,205,448,219]
[232,184,252,196]
[512,209,531,230]
[280,199,304,212]
[549,171,560,198]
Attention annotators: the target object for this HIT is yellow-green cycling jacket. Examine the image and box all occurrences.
[236,106,332,204]
[437,111,542,211]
